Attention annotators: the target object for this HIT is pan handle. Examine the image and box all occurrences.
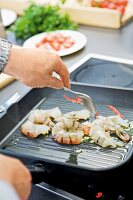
[26,163,46,184]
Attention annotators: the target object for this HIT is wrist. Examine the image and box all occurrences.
[0,39,12,74]
[3,47,22,77]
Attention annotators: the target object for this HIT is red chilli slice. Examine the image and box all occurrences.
[107,105,125,119]
[95,111,100,118]
[64,95,82,104]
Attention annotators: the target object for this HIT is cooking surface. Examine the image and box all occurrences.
[0,84,133,171]
[1,84,133,199]
[71,58,133,88]
[29,182,83,200]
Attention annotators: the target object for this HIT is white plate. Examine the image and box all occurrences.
[23,30,87,56]
[1,9,17,27]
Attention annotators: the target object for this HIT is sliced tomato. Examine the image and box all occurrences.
[100,1,110,8]
[45,34,54,42]
[56,37,65,44]
[116,5,126,14]
[107,2,117,9]
[35,37,47,47]
[54,32,64,38]
[115,0,128,7]
[63,42,73,48]
[66,38,75,44]
[64,36,71,40]
[107,105,125,119]
[49,41,61,51]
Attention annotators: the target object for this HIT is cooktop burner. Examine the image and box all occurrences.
[71,58,133,88]
[43,159,133,200]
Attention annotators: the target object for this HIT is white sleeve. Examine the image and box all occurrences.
[0,180,20,200]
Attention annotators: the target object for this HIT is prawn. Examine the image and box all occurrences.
[52,114,90,145]
[21,120,50,138]
[52,121,85,144]
[64,109,90,120]
[28,107,61,126]
[89,115,131,148]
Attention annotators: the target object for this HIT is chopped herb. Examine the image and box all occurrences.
[125,128,133,136]
[83,136,90,142]
[11,4,78,40]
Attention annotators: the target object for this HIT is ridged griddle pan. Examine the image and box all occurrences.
[0,82,133,172]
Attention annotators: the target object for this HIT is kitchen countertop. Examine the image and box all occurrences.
[1,22,133,104]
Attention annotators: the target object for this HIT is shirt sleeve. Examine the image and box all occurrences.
[0,180,20,200]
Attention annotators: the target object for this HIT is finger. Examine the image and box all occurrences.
[53,58,70,88]
[47,76,64,89]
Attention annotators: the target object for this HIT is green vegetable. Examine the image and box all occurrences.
[11,4,78,40]
[125,128,133,136]
[83,136,90,142]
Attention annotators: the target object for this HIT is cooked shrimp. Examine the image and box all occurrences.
[52,120,85,144]
[54,131,84,144]
[52,122,84,144]
[64,109,90,120]
[55,116,80,129]
[90,123,124,148]
[28,107,61,126]
[96,115,131,143]
[79,124,90,136]
[28,109,50,124]
[46,107,62,119]
[21,120,50,138]
[89,115,131,148]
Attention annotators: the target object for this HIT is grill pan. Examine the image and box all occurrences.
[0,82,133,174]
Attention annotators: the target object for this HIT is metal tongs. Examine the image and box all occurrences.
[64,87,96,115]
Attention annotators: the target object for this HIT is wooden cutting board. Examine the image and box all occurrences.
[0,74,15,89]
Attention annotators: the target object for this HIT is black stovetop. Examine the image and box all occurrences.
[29,157,133,200]
[35,57,133,200]
[71,58,133,89]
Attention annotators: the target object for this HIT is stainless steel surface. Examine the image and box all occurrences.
[64,86,96,114]
[0,92,20,113]
[1,22,133,104]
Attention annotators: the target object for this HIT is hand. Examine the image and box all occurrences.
[0,154,32,200]
[4,47,70,89]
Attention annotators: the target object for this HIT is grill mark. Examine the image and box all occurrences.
[1,96,133,170]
